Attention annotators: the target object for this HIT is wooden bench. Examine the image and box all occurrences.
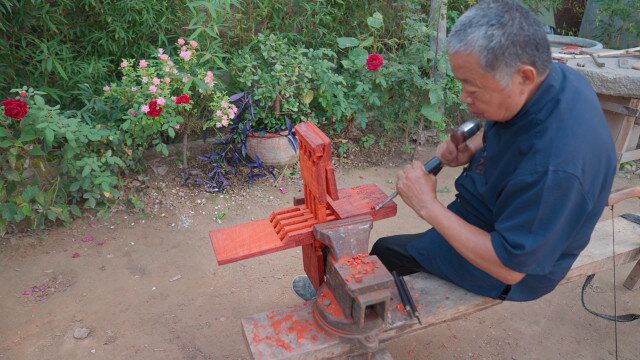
[241,187,640,359]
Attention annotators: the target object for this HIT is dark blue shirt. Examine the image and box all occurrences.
[407,63,616,301]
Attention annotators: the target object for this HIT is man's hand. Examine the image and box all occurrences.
[396,161,440,218]
[436,140,475,167]
[436,129,484,167]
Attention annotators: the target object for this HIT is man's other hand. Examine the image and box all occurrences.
[436,139,475,167]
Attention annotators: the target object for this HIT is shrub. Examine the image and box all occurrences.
[102,38,234,168]
[0,88,124,236]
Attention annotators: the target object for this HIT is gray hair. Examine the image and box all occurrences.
[447,0,552,86]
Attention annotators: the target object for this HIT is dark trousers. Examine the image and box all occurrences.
[370,234,426,276]
[369,233,512,300]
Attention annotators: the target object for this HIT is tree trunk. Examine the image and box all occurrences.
[412,0,448,160]
[182,124,189,169]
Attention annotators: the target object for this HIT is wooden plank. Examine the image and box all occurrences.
[560,216,640,283]
[623,260,640,290]
[211,219,304,265]
[620,148,640,162]
[328,185,397,221]
[241,216,640,359]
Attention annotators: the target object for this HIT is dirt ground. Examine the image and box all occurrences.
[1,144,639,360]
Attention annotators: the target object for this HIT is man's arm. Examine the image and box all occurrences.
[395,161,525,285]
[418,201,525,284]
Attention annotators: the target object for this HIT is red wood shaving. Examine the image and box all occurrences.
[395,303,408,316]
[343,253,379,282]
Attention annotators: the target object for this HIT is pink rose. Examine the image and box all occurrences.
[140,104,150,113]
[221,118,229,126]
[156,97,166,106]
[148,85,157,93]
[163,77,171,84]
[120,60,129,68]
[152,77,161,85]
[215,110,223,116]
[177,38,185,46]
[158,48,164,55]
[172,69,178,75]
[138,59,148,68]
[103,85,110,91]
[175,124,180,130]
[220,100,228,108]
[179,50,192,61]
[160,54,169,61]
[129,109,137,116]
[189,40,198,48]
[19,91,27,98]
[167,61,174,67]
[182,76,189,83]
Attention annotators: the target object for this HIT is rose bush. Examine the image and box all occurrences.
[103,37,233,168]
[0,87,125,236]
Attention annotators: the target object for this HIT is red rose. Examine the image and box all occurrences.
[175,93,190,105]
[366,53,384,71]
[146,99,163,117]
[19,92,27,98]
[1,98,28,119]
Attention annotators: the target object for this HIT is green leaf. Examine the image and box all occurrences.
[348,47,368,66]
[20,203,32,216]
[70,204,81,217]
[19,129,37,142]
[0,140,11,148]
[81,165,92,177]
[69,182,80,191]
[337,37,360,49]
[360,37,374,47]
[1,203,17,220]
[367,12,384,29]
[420,103,444,123]
[183,78,193,93]
[34,95,45,107]
[22,186,39,201]
[44,128,54,146]
[53,60,68,81]
[0,127,7,138]
[355,112,367,129]
[302,90,314,105]
[85,197,96,209]
[167,127,175,138]
[28,146,45,156]
[429,88,445,104]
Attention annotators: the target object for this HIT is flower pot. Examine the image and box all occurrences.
[246,131,298,166]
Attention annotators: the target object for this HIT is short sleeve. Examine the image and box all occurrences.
[490,170,592,275]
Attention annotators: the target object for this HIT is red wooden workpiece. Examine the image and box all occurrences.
[210,122,397,288]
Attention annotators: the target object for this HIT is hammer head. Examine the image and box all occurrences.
[450,120,482,147]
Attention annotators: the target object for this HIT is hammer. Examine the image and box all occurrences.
[373,120,482,211]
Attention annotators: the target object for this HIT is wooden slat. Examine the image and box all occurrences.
[241,216,640,359]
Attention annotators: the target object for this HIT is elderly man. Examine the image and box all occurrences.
[369,0,616,301]
[294,0,615,302]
